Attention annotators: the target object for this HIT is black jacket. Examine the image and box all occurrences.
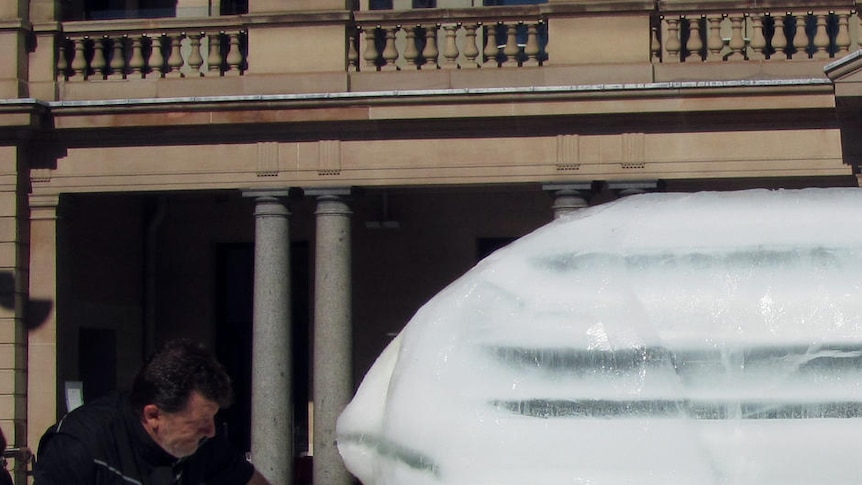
[34,393,254,485]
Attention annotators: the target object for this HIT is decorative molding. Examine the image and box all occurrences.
[622,132,645,165]
[256,142,279,177]
[556,135,580,171]
[318,140,342,176]
[30,168,52,183]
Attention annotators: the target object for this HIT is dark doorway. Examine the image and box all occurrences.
[78,327,118,403]
[215,242,311,456]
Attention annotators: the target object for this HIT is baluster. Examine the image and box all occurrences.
[812,12,830,59]
[91,36,108,79]
[857,9,862,50]
[166,33,184,78]
[664,16,681,61]
[423,24,439,69]
[147,34,165,78]
[403,25,419,68]
[347,27,359,71]
[749,13,766,61]
[650,24,660,62]
[208,32,223,76]
[363,27,379,71]
[381,26,400,71]
[502,23,520,66]
[483,23,500,67]
[128,35,145,78]
[770,13,788,60]
[462,23,480,69]
[109,36,126,79]
[225,32,243,75]
[442,24,459,69]
[686,16,704,61]
[726,13,745,60]
[56,37,69,80]
[380,25,401,71]
[706,15,724,61]
[187,32,204,76]
[791,12,809,60]
[835,11,851,58]
[71,37,88,79]
[523,22,540,66]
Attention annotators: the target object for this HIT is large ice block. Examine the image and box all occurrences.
[337,188,862,485]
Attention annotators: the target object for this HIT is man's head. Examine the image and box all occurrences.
[130,339,233,458]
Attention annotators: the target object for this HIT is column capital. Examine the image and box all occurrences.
[608,180,660,197]
[303,187,355,198]
[241,188,294,199]
[28,193,60,221]
[541,182,593,193]
[543,183,592,218]
[311,188,354,217]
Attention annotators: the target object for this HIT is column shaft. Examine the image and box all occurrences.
[26,194,60,458]
[312,194,353,485]
[250,195,293,484]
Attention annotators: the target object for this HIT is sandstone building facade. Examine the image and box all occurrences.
[2,0,862,483]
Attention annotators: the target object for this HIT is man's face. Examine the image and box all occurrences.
[144,391,219,458]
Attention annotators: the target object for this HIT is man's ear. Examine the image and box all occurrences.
[142,404,161,427]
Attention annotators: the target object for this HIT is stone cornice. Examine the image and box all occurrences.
[1,79,837,133]
[43,78,834,111]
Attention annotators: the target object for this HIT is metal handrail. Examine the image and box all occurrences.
[2,447,34,476]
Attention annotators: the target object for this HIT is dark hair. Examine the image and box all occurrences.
[129,339,233,415]
[0,426,6,450]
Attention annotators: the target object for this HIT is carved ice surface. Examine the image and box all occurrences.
[337,188,862,485]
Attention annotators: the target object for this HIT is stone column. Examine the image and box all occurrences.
[543,183,592,219]
[1,148,30,483]
[27,193,60,455]
[307,188,353,485]
[245,190,293,485]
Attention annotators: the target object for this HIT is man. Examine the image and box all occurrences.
[34,339,271,485]
[0,426,13,485]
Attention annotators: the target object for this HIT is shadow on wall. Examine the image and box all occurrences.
[0,271,53,330]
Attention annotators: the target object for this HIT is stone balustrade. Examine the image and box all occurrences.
[53,3,862,83]
[57,19,247,81]
[352,8,547,70]
[655,4,859,62]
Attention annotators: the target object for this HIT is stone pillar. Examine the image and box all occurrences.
[543,183,592,219]
[29,0,62,101]
[307,188,353,485]
[175,0,210,17]
[1,147,29,482]
[0,0,29,98]
[27,193,60,456]
[245,190,293,485]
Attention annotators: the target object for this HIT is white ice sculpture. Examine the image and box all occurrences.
[337,188,862,485]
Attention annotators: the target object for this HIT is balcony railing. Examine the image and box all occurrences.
[57,18,248,80]
[351,7,548,70]
[53,2,862,84]
[654,8,859,63]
